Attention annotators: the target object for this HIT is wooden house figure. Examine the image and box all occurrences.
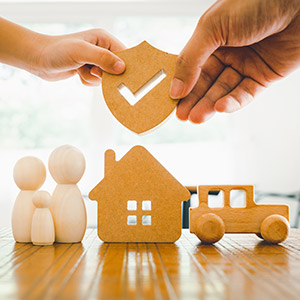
[89,146,190,243]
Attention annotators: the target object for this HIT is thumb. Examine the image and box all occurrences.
[170,19,220,99]
[76,41,126,74]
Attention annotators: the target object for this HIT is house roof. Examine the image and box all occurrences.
[89,145,190,203]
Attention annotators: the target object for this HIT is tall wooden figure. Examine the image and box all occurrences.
[12,156,46,243]
[49,145,87,243]
[31,191,55,246]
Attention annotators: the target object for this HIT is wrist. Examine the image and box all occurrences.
[24,32,55,76]
[0,18,56,76]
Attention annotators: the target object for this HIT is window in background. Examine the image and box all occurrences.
[0,11,232,228]
[1,19,229,150]
[0,23,94,149]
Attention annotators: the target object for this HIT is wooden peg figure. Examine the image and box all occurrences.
[31,191,55,246]
[12,156,46,243]
[49,145,87,243]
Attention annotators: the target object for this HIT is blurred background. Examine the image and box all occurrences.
[1,0,299,228]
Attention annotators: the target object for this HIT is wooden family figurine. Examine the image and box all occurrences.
[31,191,55,246]
[49,145,87,243]
[12,145,87,245]
[12,156,46,243]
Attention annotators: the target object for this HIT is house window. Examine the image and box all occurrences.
[127,215,137,225]
[126,200,152,226]
[142,216,151,225]
[142,200,151,211]
[127,200,137,211]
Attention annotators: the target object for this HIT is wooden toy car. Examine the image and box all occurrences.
[190,185,289,244]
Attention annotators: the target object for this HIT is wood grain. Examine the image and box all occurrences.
[0,228,299,299]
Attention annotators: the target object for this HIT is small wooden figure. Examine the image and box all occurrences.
[31,191,55,246]
[49,145,87,243]
[89,145,191,243]
[12,156,46,243]
[102,41,178,134]
[190,185,289,244]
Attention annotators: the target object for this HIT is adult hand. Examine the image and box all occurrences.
[170,0,300,123]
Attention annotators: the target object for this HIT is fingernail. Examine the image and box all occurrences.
[113,60,125,73]
[170,78,184,99]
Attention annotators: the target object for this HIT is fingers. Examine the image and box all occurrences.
[94,29,126,52]
[181,75,263,123]
[215,78,264,113]
[79,76,94,87]
[74,41,125,75]
[77,65,101,86]
[90,65,103,78]
[170,18,221,99]
[189,67,242,123]
[81,28,126,52]
[176,54,225,121]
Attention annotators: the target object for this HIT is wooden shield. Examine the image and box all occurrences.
[102,41,178,134]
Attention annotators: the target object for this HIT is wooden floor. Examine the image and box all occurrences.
[0,228,300,300]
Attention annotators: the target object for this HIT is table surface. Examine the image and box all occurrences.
[0,228,300,300]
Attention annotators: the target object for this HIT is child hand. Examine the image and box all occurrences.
[35,29,126,86]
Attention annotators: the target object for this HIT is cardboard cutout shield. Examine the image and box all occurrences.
[102,41,178,134]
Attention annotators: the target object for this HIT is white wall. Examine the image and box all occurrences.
[228,69,300,193]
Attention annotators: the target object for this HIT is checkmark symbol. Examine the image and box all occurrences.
[118,69,167,106]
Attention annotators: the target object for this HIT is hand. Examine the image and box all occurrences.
[170,0,300,123]
[34,29,126,86]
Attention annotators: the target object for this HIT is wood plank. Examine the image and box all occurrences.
[24,228,97,299]
[88,242,127,299]
[0,228,299,299]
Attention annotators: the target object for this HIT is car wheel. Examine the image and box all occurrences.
[261,214,289,243]
[195,213,225,244]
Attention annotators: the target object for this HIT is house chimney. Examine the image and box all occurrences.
[105,149,116,175]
